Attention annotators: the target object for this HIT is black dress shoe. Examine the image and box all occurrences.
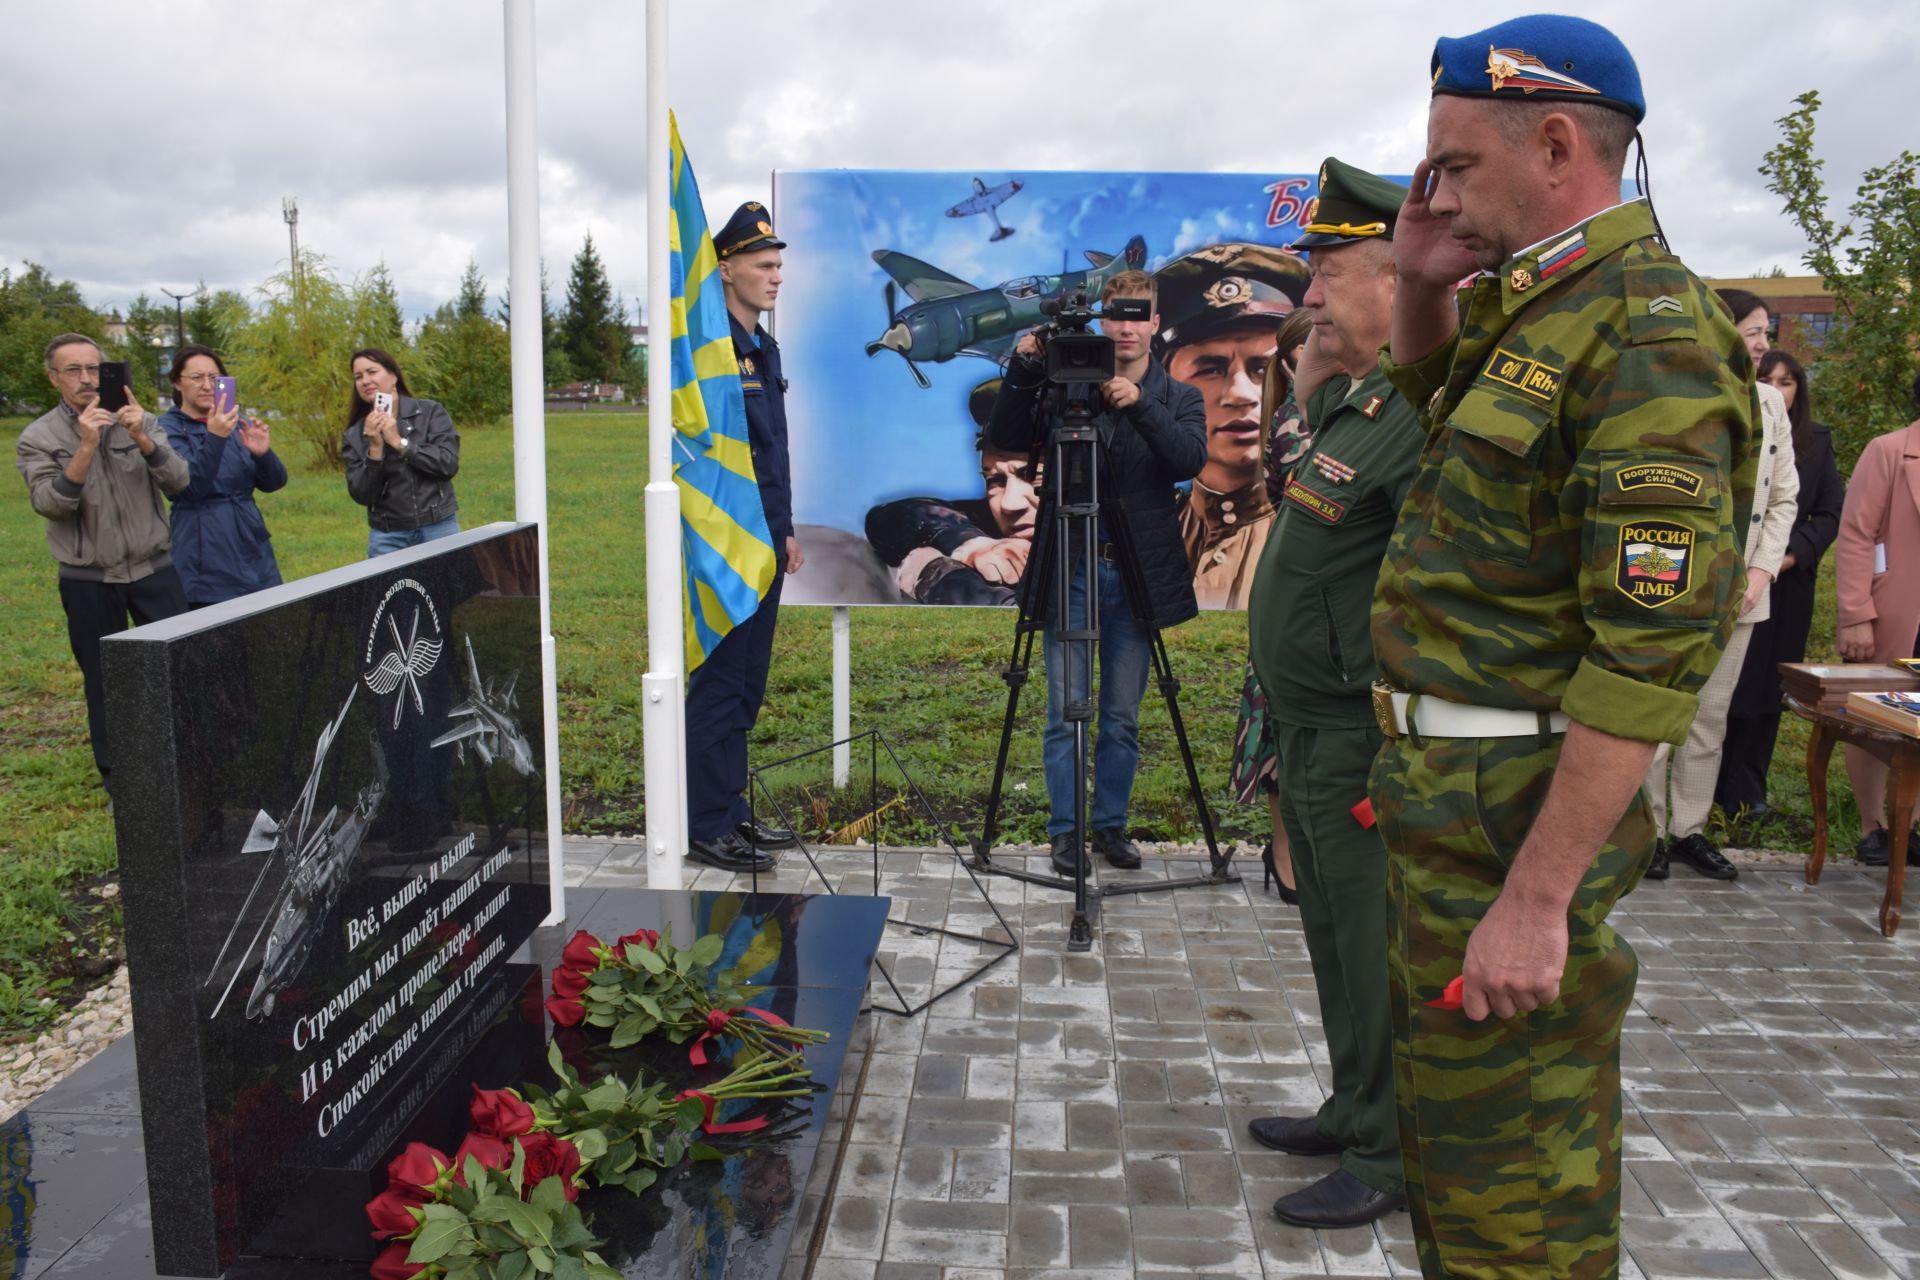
[736,818,798,850]
[1261,842,1300,905]
[1272,1168,1406,1229]
[1090,827,1142,869]
[1247,1115,1343,1157]
[1856,828,1891,866]
[1643,839,1670,881]
[687,831,775,873]
[1049,833,1088,876]
[1670,833,1737,881]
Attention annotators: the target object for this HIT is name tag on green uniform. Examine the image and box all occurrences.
[1283,477,1345,524]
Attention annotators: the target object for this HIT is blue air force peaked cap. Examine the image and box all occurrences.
[715,201,785,258]
[1431,14,1645,124]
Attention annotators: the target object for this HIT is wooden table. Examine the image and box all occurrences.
[1793,695,1920,936]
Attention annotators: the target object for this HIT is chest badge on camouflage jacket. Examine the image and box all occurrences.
[1617,520,1696,608]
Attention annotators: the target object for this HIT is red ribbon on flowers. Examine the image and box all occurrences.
[687,1005,792,1066]
[1350,797,1376,829]
[675,1088,769,1135]
[1426,976,1466,1010]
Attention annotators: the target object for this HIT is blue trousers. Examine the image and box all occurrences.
[1042,560,1151,837]
[368,514,461,557]
[685,571,784,841]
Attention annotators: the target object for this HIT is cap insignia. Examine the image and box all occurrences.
[1509,267,1534,293]
[1486,45,1602,96]
[1203,277,1250,308]
[1301,197,1320,225]
[755,220,772,235]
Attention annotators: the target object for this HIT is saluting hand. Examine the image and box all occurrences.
[1395,161,1482,293]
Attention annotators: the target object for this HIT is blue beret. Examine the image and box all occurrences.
[715,201,785,258]
[1431,14,1644,125]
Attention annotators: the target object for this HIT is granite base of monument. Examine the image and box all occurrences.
[0,889,888,1278]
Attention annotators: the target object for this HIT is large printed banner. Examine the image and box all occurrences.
[774,168,1334,611]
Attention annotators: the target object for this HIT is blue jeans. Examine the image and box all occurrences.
[1042,559,1151,837]
[368,514,462,557]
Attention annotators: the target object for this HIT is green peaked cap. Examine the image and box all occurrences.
[1290,158,1410,251]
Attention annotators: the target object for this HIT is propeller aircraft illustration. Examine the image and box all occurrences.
[945,176,1023,242]
[864,235,1148,388]
[205,687,386,1021]
[431,636,536,778]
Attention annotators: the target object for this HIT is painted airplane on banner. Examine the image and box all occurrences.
[945,176,1023,242]
[864,234,1148,388]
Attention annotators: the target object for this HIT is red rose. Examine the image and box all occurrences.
[453,1131,513,1181]
[551,965,589,999]
[469,1084,535,1139]
[545,994,585,1027]
[364,1187,422,1240]
[616,928,660,951]
[516,1132,582,1202]
[370,1241,426,1280]
[385,1142,451,1196]
[560,929,603,971]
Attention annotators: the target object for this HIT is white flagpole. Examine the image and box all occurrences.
[502,0,566,923]
[642,0,687,889]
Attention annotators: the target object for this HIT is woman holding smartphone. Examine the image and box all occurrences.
[342,348,461,556]
[159,344,287,606]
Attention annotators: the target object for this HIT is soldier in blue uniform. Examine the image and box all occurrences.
[685,202,803,872]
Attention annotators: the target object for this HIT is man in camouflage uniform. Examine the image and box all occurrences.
[1370,16,1756,1277]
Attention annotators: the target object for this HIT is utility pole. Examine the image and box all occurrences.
[160,287,195,348]
[282,196,301,288]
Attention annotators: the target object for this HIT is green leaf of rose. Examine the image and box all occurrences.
[552,1255,589,1280]
[550,1213,596,1252]
[405,1205,470,1264]
[633,945,667,975]
[501,1197,554,1250]
[468,1193,519,1224]
[527,1242,555,1273]
[689,934,724,968]
[609,1012,647,1049]
[496,1250,532,1280]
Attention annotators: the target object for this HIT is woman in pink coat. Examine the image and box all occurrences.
[1834,372,1920,864]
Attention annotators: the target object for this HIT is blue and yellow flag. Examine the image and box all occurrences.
[667,114,777,673]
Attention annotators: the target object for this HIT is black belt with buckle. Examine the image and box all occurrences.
[1098,542,1120,563]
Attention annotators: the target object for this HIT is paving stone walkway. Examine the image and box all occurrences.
[564,838,1920,1279]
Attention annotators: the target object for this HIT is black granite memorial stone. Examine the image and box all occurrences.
[102,524,552,1276]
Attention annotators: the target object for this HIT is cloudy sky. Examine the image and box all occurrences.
[2,0,1912,322]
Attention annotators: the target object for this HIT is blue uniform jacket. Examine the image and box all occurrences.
[732,313,793,557]
[159,406,287,605]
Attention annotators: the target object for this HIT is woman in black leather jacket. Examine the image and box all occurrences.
[341,348,461,556]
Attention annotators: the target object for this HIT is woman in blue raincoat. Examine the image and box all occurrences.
[159,344,287,606]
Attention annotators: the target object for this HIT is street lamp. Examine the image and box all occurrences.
[160,286,196,349]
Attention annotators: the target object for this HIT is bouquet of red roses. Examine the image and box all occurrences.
[364,1087,615,1280]
[543,928,828,1065]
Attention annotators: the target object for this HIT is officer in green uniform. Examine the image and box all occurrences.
[1371,16,1757,1278]
[1245,158,1424,1230]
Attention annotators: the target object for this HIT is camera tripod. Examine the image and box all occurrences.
[972,385,1236,952]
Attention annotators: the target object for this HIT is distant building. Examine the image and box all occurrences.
[1704,275,1835,362]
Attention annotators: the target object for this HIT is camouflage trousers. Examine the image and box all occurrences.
[1370,731,1649,1279]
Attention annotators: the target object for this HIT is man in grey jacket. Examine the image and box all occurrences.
[16,333,190,799]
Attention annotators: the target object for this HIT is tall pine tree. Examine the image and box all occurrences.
[455,258,489,320]
[362,261,405,348]
[560,231,626,384]
[498,259,573,387]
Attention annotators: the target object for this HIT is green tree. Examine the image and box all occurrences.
[0,262,106,413]
[455,258,490,320]
[363,261,405,348]
[498,259,573,388]
[186,284,252,354]
[228,251,402,470]
[107,293,171,402]
[414,293,513,428]
[560,231,626,384]
[1760,90,1920,469]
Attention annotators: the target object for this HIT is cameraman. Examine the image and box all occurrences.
[985,271,1207,875]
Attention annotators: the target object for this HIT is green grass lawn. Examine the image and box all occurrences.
[0,411,1875,1030]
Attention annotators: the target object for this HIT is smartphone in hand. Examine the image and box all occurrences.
[97,362,131,412]
[373,391,395,417]
[214,376,237,416]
